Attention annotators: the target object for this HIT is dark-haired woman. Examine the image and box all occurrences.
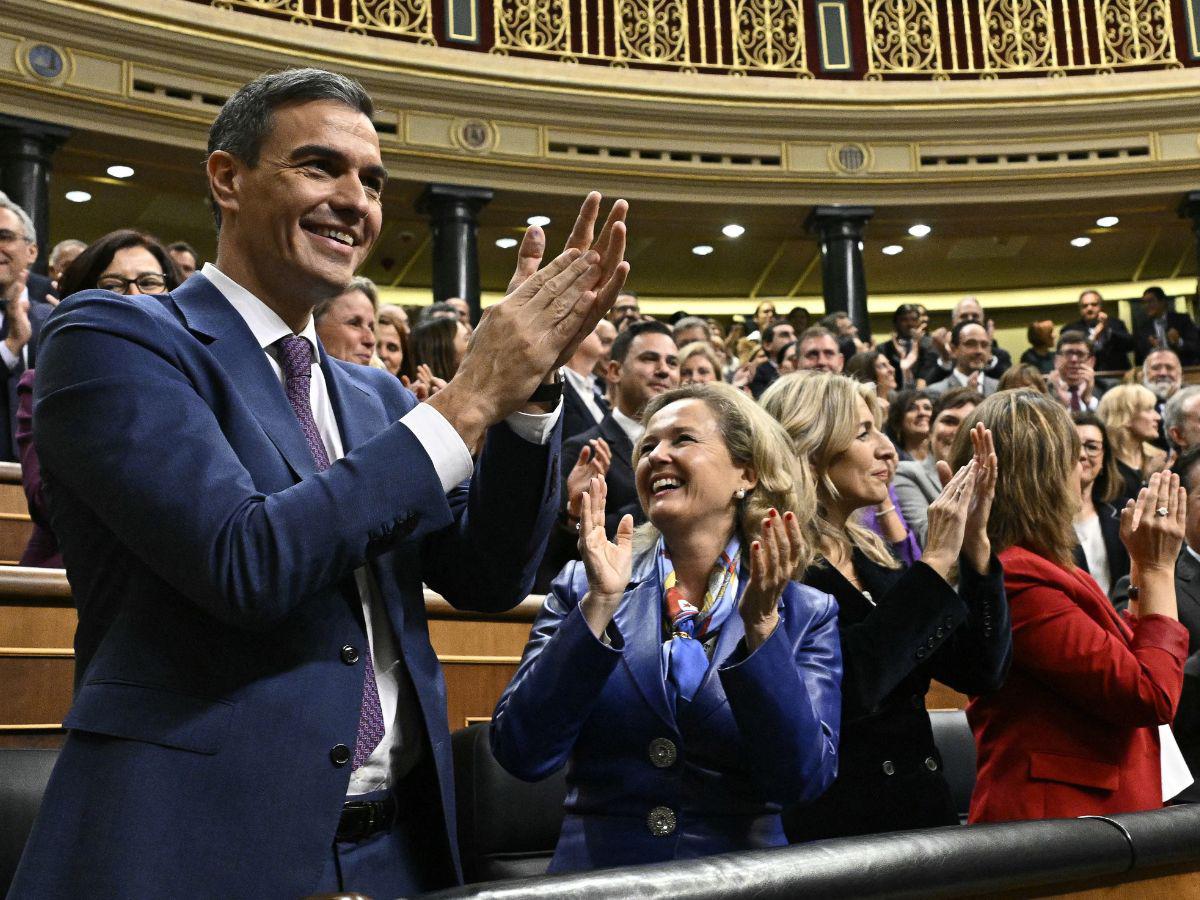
[884,389,932,462]
[1072,411,1130,600]
[18,230,181,566]
[409,316,468,395]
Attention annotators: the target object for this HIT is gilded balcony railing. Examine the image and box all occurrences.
[492,0,811,74]
[863,0,1179,79]
[210,0,435,44]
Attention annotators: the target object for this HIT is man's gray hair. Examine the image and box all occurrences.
[1143,346,1182,377]
[206,68,374,229]
[1164,384,1200,437]
[49,238,87,267]
[0,192,35,241]
[672,316,708,338]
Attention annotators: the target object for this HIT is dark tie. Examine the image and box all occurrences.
[278,336,385,770]
[1069,385,1082,413]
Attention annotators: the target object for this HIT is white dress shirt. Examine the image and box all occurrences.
[562,366,604,426]
[611,406,644,449]
[203,263,560,795]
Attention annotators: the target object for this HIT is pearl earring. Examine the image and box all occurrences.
[735,489,746,500]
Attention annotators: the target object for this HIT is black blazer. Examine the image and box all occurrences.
[561,377,607,444]
[749,362,778,399]
[535,413,642,592]
[925,347,1013,386]
[878,337,938,389]
[1071,501,1130,600]
[784,551,1010,841]
[1063,317,1134,372]
[1134,311,1200,365]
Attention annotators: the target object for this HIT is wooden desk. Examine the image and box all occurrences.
[0,462,33,566]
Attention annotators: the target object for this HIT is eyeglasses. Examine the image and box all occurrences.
[96,273,168,294]
[0,229,31,246]
[1059,349,1091,360]
[1081,441,1104,457]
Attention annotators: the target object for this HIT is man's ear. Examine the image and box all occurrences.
[23,240,37,269]
[207,151,241,223]
[605,358,621,387]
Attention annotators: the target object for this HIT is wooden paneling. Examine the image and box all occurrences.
[0,462,31,565]
[0,604,76,648]
[442,663,521,732]
[0,656,74,725]
[928,681,969,711]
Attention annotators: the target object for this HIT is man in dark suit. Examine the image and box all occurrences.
[0,193,52,461]
[1134,285,1200,365]
[748,319,795,398]
[878,303,938,390]
[925,297,1011,386]
[561,320,610,442]
[9,69,629,899]
[563,319,678,528]
[1063,289,1134,373]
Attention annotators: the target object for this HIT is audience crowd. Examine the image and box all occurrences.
[4,68,1200,892]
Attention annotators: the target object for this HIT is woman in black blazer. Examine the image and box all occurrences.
[1071,412,1131,600]
[761,372,1011,839]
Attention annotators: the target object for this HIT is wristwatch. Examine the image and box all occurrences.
[528,372,563,404]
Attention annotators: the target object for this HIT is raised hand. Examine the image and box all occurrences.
[956,423,996,574]
[4,270,31,358]
[415,363,446,396]
[577,476,634,638]
[924,459,980,581]
[428,192,630,449]
[1120,471,1185,574]
[741,509,803,651]
[566,438,612,521]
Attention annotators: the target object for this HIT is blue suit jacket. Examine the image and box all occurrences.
[491,551,842,873]
[9,275,560,899]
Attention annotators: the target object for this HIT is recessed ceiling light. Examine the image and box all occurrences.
[526,215,551,227]
[1096,216,1119,228]
[1070,237,1092,248]
[722,224,745,238]
[106,165,134,179]
[692,245,714,256]
[65,191,91,203]
[495,237,518,249]
[908,224,932,238]
[882,244,904,255]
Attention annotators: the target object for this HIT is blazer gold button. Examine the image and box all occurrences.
[340,645,360,665]
[648,738,677,768]
[647,806,677,836]
[925,757,938,771]
[882,760,895,776]
[330,744,351,767]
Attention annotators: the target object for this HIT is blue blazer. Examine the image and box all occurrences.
[491,551,842,873]
[9,275,560,899]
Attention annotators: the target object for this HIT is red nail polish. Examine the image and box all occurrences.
[763,520,771,529]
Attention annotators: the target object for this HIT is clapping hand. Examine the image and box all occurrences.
[4,270,31,358]
[1120,471,1185,574]
[577,476,634,638]
[566,439,612,521]
[740,509,803,651]
[936,423,997,575]
[923,458,980,582]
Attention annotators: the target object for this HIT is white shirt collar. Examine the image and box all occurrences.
[562,366,596,395]
[612,406,643,446]
[201,262,320,358]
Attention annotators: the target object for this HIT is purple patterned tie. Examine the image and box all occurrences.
[278,335,385,770]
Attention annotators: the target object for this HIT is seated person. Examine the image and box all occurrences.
[925,322,999,398]
[761,372,1009,840]
[313,276,377,367]
[1072,412,1131,599]
[1099,384,1168,506]
[963,391,1189,821]
[893,387,982,545]
[492,383,842,872]
[1047,330,1106,412]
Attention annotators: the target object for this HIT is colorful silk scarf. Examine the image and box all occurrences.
[657,534,742,703]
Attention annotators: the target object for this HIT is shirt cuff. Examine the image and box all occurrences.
[0,341,20,371]
[504,400,563,445]
[399,402,473,494]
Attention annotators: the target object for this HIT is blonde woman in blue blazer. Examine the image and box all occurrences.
[492,382,842,872]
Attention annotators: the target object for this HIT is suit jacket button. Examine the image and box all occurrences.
[648,737,677,768]
[330,744,351,767]
[647,806,676,837]
[882,760,895,776]
[925,756,939,771]
[915,647,927,659]
[935,626,945,638]
[341,645,360,665]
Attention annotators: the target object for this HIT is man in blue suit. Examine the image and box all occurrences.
[10,69,628,899]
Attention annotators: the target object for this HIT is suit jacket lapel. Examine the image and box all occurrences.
[170,276,317,482]
[614,550,675,730]
[318,347,376,453]
[599,414,634,468]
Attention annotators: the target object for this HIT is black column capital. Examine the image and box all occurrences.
[804,205,875,338]
[0,115,71,275]
[416,184,493,320]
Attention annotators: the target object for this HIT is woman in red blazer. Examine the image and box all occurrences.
[955,389,1190,821]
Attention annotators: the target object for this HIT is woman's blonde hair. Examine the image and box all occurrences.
[1097,384,1159,470]
[635,382,816,573]
[950,389,1080,567]
[677,341,722,378]
[760,371,900,569]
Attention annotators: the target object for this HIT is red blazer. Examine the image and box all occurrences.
[968,545,1188,823]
